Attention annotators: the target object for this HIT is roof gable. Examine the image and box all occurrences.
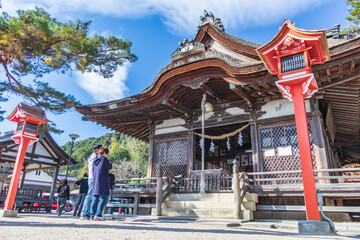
[194,23,260,61]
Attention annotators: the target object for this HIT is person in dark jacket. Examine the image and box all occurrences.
[80,144,102,220]
[73,173,89,217]
[90,147,112,221]
[56,180,70,216]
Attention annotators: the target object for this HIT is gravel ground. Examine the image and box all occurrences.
[0,214,359,240]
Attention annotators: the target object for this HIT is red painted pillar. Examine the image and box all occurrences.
[292,86,320,221]
[4,137,31,210]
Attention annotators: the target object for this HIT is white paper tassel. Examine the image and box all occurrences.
[226,137,231,151]
[200,138,204,149]
[238,131,243,146]
[210,140,215,153]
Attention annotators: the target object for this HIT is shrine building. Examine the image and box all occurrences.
[76,12,360,220]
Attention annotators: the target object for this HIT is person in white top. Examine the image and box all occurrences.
[80,144,102,220]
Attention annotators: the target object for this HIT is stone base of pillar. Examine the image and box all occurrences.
[199,171,206,194]
[0,210,18,217]
[298,220,331,234]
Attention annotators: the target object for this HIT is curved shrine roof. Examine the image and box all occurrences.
[76,21,360,150]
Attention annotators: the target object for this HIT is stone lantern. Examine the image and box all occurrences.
[256,20,330,221]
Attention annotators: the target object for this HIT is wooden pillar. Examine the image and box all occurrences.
[155,166,163,216]
[250,111,260,173]
[19,165,27,189]
[187,120,194,178]
[233,160,241,219]
[147,124,155,178]
[310,99,330,183]
[48,163,60,213]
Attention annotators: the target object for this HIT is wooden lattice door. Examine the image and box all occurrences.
[258,122,317,184]
[152,138,188,177]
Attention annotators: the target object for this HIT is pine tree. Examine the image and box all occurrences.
[343,0,360,37]
[0,7,137,121]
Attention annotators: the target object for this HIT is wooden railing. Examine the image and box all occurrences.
[247,168,360,185]
[108,175,181,216]
[115,177,158,189]
[0,185,45,200]
[174,174,232,193]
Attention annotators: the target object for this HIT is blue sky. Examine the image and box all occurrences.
[0,0,351,146]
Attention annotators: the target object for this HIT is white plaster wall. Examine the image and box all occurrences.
[155,118,188,135]
[257,99,311,120]
[225,107,246,115]
[24,170,53,182]
[195,111,215,122]
[156,118,186,129]
[155,126,188,135]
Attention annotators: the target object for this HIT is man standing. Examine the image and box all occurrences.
[73,173,89,217]
[57,179,70,216]
[80,144,102,220]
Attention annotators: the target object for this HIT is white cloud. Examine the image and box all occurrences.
[3,0,329,35]
[75,63,130,102]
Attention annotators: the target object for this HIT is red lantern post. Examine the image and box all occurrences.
[256,20,330,221]
[4,103,50,214]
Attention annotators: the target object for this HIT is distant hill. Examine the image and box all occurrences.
[60,132,149,180]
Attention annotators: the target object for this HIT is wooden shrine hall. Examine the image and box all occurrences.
[77,12,360,220]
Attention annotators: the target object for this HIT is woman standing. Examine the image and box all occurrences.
[90,147,112,221]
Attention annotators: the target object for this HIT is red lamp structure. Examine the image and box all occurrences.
[256,20,330,221]
[4,103,50,212]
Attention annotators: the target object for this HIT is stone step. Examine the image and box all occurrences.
[167,193,258,203]
[151,208,254,220]
[151,208,235,219]
[167,193,224,202]
[162,200,256,210]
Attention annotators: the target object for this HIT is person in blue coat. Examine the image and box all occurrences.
[90,147,112,221]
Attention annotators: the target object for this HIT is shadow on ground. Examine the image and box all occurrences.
[1,216,355,239]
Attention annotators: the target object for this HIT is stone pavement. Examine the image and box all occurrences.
[0,214,360,240]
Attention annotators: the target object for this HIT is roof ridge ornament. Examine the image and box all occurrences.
[197,10,225,32]
[325,24,345,39]
[280,19,295,30]
[171,38,205,57]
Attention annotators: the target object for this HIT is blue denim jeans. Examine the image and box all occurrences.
[90,195,108,218]
[80,178,93,217]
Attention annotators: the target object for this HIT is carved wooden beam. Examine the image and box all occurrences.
[162,98,193,118]
[229,83,254,109]
[326,66,332,82]
[242,86,252,92]
[350,58,356,72]
[320,69,360,90]
[126,124,149,137]
[200,85,221,101]
[137,128,151,140]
